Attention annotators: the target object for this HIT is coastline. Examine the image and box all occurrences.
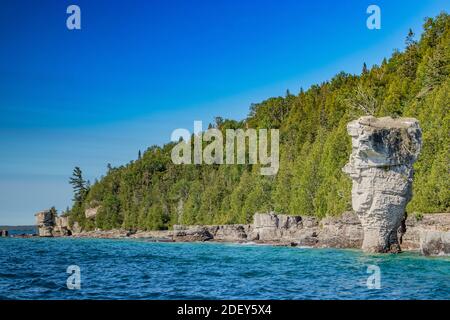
[53,212,450,256]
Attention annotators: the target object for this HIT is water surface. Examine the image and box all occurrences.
[0,238,448,299]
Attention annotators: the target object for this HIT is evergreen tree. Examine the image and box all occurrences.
[69,167,87,204]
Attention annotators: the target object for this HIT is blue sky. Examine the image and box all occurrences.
[0,0,448,225]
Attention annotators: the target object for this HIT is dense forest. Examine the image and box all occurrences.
[67,13,449,231]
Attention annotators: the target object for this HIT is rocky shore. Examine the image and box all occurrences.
[64,211,450,256]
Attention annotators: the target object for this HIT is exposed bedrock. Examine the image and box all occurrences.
[35,210,55,237]
[343,116,422,253]
[420,230,450,256]
[35,210,73,237]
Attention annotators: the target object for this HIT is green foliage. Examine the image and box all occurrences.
[69,167,88,204]
[68,13,450,230]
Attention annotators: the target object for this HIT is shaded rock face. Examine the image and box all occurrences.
[35,210,55,237]
[54,216,72,236]
[420,231,450,256]
[35,211,74,237]
[318,212,363,248]
[343,116,422,253]
[71,221,82,234]
[250,212,315,244]
[85,207,100,219]
[207,225,251,241]
[402,213,450,251]
[172,225,214,242]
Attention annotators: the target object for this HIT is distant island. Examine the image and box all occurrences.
[0,225,36,231]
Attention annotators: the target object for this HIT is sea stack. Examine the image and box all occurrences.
[343,116,422,253]
[35,210,55,237]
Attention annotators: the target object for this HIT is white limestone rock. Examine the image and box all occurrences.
[420,230,450,256]
[250,212,306,241]
[35,210,55,237]
[85,207,100,219]
[343,116,422,253]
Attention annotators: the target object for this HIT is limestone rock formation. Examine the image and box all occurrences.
[318,212,363,248]
[251,212,301,240]
[54,216,72,236]
[71,221,82,234]
[401,213,450,251]
[35,210,76,237]
[420,230,450,256]
[85,207,100,219]
[343,116,422,253]
[172,225,214,241]
[207,225,251,241]
[60,210,449,255]
[35,210,55,237]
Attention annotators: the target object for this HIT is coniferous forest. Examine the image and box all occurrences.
[67,13,449,231]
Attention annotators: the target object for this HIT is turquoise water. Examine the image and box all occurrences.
[0,238,449,300]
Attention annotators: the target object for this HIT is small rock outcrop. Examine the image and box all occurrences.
[35,210,55,237]
[318,212,363,248]
[249,212,317,244]
[85,207,100,219]
[172,225,214,242]
[54,216,72,236]
[35,210,75,237]
[420,230,450,256]
[343,116,422,253]
[207,225,251,241]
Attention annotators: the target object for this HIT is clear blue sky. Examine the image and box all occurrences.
[0,0,448,225]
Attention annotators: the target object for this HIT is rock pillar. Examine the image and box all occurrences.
[35,210,55,237]
[343,116,422,253]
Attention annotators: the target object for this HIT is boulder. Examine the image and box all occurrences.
[250,212,305,241]
[318,212,363,248]
[251,212,282,240]
[85,207,100,219]
[54,216,72,236]
[71,221,82,234]
[172,225,213,242]
[420,230,450,256]
[207,225,250,241]
[402,213,450,251]
[343,116,422,253]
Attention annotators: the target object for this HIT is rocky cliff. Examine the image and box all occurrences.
[35,210,72,237]
[343,116,422,253]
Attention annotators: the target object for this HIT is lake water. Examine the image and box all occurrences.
[0,238,449,300]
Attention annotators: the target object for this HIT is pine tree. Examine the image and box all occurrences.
[362,62,369,74]
[69,167,87,204]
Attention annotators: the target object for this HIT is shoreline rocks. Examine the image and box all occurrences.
[38,211,450,256]
[34,210,72,237]
[343,116,422,253]
[35,210,55,237]
[32,212,450,255]
[420,231,450,256]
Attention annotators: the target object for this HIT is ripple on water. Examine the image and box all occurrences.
[0,238,449,300]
